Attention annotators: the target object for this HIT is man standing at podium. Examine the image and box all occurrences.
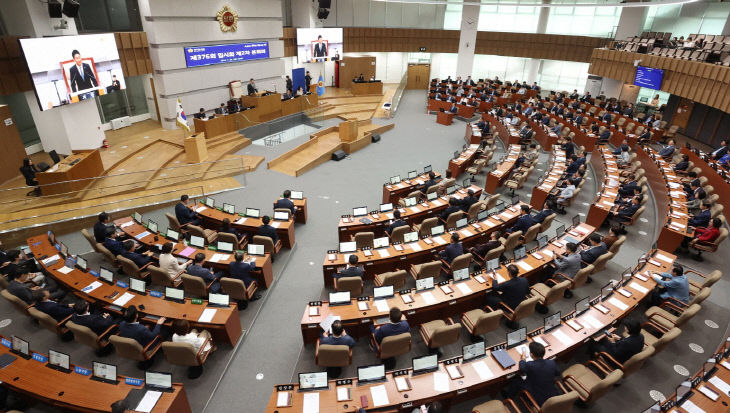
[69,49,98,99]
[247,78,258,95]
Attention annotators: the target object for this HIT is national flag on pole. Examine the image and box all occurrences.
[176,98,190,132]
[316,74,325,96]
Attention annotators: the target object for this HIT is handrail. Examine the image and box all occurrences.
[390,70,408,118]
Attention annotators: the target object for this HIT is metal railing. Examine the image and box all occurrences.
[389,70,409,118]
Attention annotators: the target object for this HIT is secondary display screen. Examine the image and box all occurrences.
[296,28,343,63]
[634,66,664,90]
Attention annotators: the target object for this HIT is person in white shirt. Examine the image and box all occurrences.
[556,184,576,213]
[172,319,216,354]
[159,242,191,278]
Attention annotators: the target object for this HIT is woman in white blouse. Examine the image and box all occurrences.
[172,319,216,354]
[158,242,191,278]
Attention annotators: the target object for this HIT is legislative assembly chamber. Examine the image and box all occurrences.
[0,0,730,412]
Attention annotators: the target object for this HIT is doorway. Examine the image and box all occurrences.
[406,64,430,89]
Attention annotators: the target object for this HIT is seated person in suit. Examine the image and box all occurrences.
[688,201,711,228]
[550,242,581,281]
[175,194,202,226]
[637,128,652,143]
[370,307,410,345]
[336,255,363,280]
[650,264,689,306]
[32,289,73,321]
[121,240,152,268]
[281,89,293,100]
[505,342,561,406]
[506,205,536,234]
[320,320,355,348]
[159,242,191,278]
[187,253,223,293]
[580,234,607,265]
[71,300,117,335]
[682,217,722,252]
[486,264,529,309]
[439,233,463,264]
[613,139,630,156]
[440,197,462,221]
[214,103,227,115]
[608,195,640,224]
[602,225,620,249]
[2,250,44,286]
[459,189,478,213]
[590,318,644,364]
[172,319,216,354]
[710,140,728,160]
[564,155,580,175]
[674,154,690,172]
[274,190,297,215]
[219,218,243,240]
[555,183,575,213]
[448,103,458,114]
[94,212,117,243]
[659,139,676,158]
[118,305,166,347]
[618,174,639,198]
[386,209,408,235]
[193,108,206,119]
[533,200,556,223]
[103,236,125,257]
[229,251,259,290]
[470,230,502,259]
[421,171,438,194]
[257,216,279,243]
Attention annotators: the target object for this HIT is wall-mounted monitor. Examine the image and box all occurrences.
[296,28,343,63]
[633,66,664,90]
[184,42,270,68]
[20,34,125,111]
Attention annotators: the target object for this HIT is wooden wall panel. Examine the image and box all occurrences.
[589,49,730,113]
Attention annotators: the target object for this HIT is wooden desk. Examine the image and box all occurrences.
[0,335,191,413]
[541,111,596,153]
[530,149,566,210]
[242,93,282,117]
[681,147,730,210]
[36,149,104,196]
[481,113,511,150]
[273,197,308,224]
[457,103,476,118]
[514,112,557,151]
[192,202,296,249]
[339,186,483,242]
[448,144,480,178]
[306,223,593,344]
[281,94,318,116]
[271,251,676,412]
[351,82,383,95]
[465,123,482,145]
[30,234,242,345]
[437,111,455,126]
[193,108,260,139]
[586,146,621,229]
[485,144,521,194]
[323,203,529,287]
[382,172,441,205]
[427,99,452,113]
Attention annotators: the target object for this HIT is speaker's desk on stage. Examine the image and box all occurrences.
[0,335,191,412]
[351,81,383,95]
[36,149,104,196]
[242,92,282,117]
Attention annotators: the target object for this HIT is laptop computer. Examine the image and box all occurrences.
[273,211,289,221]
[99,267,114,284]
[329,291,351,306]
[416,277,434,291]
[298,371,328,391]
[353,206,368,217]
[411,354,439,376]
[245,208,260,218]
[463,341,486,362]
[208,293,230,307]
[506,327,527,349]
[47,349,71,373]
[339,242,357,253]
[145,371,174,393]
[164,287,185,303]
[247,244,265,256]
[189,235,205,248]
[357,364,386,385]
[544,311,561,333]
[290,191,304,200]
[222,203,235,214]
[92,361,118,384]
[217,241,234,253]
[373,285,394,299]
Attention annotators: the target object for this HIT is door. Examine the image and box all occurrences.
[407,64,430,89]
[672,98,693,131]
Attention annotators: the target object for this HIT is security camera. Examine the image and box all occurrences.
[55,19,68,30]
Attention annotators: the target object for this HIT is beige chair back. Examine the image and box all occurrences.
[0,275,7,290]
[274,208,291,220]
[28,307,61,335]
[446,211,465,229]
[253,235,275,254]
[217,232,240,249]
[571,265,594,289]
[587,370,623,403]
[467,200,485,220]
[117,255,141,278]
[161,342,200,367]
[540,213,557,233]
[336,276,363,296]
[471,310,503,336]
[690,287,711,306]
[701,270,722,288]
[187,224,216,244]
[484,244,505,261]
[622,346,655,377]
[485,194,501,210]
[412,261,442,280]
[220,277,247,301]
[674,304,701,327]
[377,270,406,289]
[110,335,146,361]
[1,289,31,315]
[417,217,440,238]
[523,223,541,244]
[450,253,473,272]
[541,391,580,413]
[440,178,455,195]
[608,235,626,255]
[511,296,540,322]
[81,228,100,252]
[148,265,175,287]
[66,321,103,350]
[96,243,117,266]
[379,333,412,359]
[590,252,614,274]
[390,226,410,244]
[181,273,208,297]
[429,323,462,348]
[166,213,183,232]
[354,232,375,249]
[543,280,571,306]
[316,344,351,367]
[652,327,681,353]
[502,231,523,250]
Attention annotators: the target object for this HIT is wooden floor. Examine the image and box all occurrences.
[318,84,398,121]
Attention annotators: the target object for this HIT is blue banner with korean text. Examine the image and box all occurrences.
[184,42,270,68]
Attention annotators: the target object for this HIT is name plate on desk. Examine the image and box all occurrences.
[125,377,144,386]
[1,338,11,348]
[32,353,48,363]
[74,366,91,376]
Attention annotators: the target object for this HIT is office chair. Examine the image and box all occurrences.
[161,340,213,379]
[110,335,162,370]
[460,306,503,342]
[49,150,62,164]
[472,399,520,413]
[315,341,352,378]
[519,390,579,413]
[66,321,116,356]
[370,332,411,370]
[148,265,183,287]
[374,270,406,289]
[419,317,461,356]
[28,307,73,341]
[560,364,623,405]
[334,276,364,296]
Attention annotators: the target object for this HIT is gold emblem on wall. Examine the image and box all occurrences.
[217,5,238,32]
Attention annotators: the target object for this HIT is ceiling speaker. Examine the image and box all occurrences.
[62,0,80,18]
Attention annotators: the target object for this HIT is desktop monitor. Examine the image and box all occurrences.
[329,291,351,306]
[373,285,394,299]
[641,403,660,413]
[426,192,438,201]
[511,195,519,206]
[404,197,417,207]
[290,191,304,200]
[133,212,143,223]
[130,278,146,294]
[166,229,180,241]
[575,296,590,315]
[463,341,486,362]
[353,207,368,217]
[462,178,470,188]
[273,211,289,221]
[204,197,215,208]
[486,258,499,271]
[513,246,526,261]
[75,255,87,271]
[357,364,386,384]
[703,358,718,380]
[145,371,173,392]
[217,241,234,253]
[676,381,692,404]
[600,281,614,300]
[453,267,470,282]
[572,215,580,227]
[373,237,389,248]
[245,208,260,218]
[408,170,417,179]
[209,293,229,306]
[48,349,70,371]
[390,175,401,184]
[416,277,434,291]
[537,235,548,249]
[507,328,527,348]
[165,287,184,301]
[11,336,29,357]
[544,311,561,332]
[477,210,488,221]
[412,354,439,375]
[189,235,205,248]
[298,371,328,391]
[99,267,114,283]
[555,224,566,238]
[148,220,158,234]
[446,185,456,195]
[248,244,265,256]
[222,203,235,214]
[430,225,445,236]
[403,231,418,243]
[634,66,664,90]
[380,203,393,212]
[92,361,117,383]
[424,165,432,173]
[339,241,357,253]
[455,217,468,229]
[60,242,69,257]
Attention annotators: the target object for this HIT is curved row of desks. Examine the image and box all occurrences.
[271,251,677,412]
[681,147,730,209]
[530,149,567,210]
[585,147,621,229]
[383,172,442,205]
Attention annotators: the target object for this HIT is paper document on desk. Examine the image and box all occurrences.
[552,329,573,346]
[582,315,603,329]
[432,236,446,245]
[235,217,247,225]
[270,221,280,228]
[516,261,533,272]
[195,206,207,213]
[408,242,422,252]
[432,200,443,207]
[421,291,437,305]
[336,387,349,402]
[209,254,223,263]
[628,282,648,294]
[112,292,135,306]
[655,253,672,263]
[120,221,134,228]
[198,308,217,323]
[82,281,102,293]
[472,361,494,380]
[42,254,60,265]
[370,384,390,407]
[135,231,151,240]
[58,266,73,274]
[377,249,390,258]
[680,400,706,413]
[709,376,730,394]
[319,315,341,332]
[374,300,389,313]
[135,390,162,413]
[302,392,319,413]
[459,229,473,238]
[456,283,473,295]
[433,372,450,392]
[608,297,629,311]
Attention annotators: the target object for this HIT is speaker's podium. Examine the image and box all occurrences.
[185,133,208,163]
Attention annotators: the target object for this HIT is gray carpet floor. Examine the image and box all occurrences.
[3,90,728,412]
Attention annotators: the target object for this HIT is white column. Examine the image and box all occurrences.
[25,92,104,154]
[528,0,550,84]
[291,0,318,28]
[456,0,480,78]
[615,6,647,40]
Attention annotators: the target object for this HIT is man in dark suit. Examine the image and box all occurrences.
[590,318,644,364]
[505,342,561,406]
[71,300,117,335]
[674,154,690,172]
[257,216,279,243]
[448,104,458,114]
[688,202,711,228]
[103,236,125,257]
[229,251,258,289]
[274,190,297,215]
[533,200,556,223]
[121,240,152,268]
[33,290,73,322]
[371,307,410,344]
[313,35,327,61]
[710,140,728,160]
[470,231,502,259]
[118,305,166,347]
[618,175,639,197]
[460,189,478,213]
[507,205,536,234]
[285,75,293,92]
[638,128,652,143]
[659,139,676,158]
[386,209,408,235]
[486,264,529,309]
[6,278,35,305]
[336,255,364,280]
[305,71,312,89]
[613,139,630,155]
[214,103,227,115]
[94,212,116,243]
[574,113,584,127]
[610,196,640,223]
[247,78,258,95]
[440,233,463,264]
[421,171,438,195]
[598,129,611,142]
[175,194,201,226]
[320,320,355,347]
[580,234,607,265]
[68,49,98,93]
[440,197,462,221]
[193,108,206,119]
[187,253,223,293]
